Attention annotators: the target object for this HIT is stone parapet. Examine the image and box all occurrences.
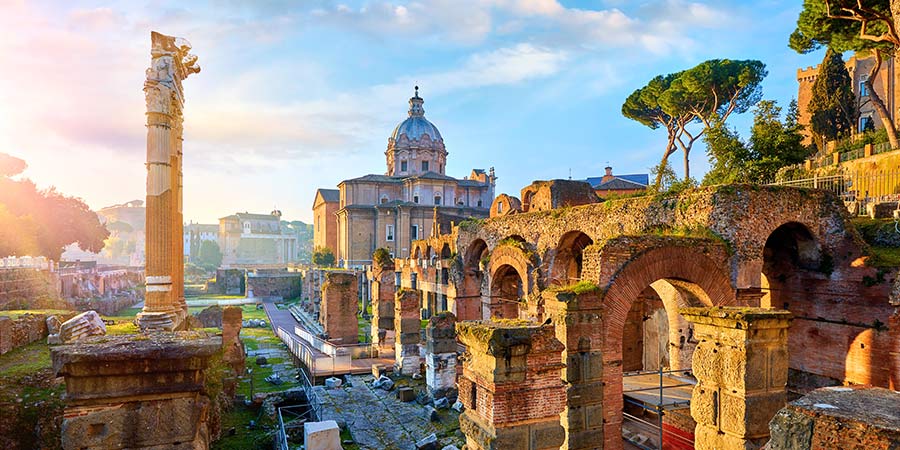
[681,307,792,450]
[52,332,220,449]
[456,320,565,450]
[768,386,900,450]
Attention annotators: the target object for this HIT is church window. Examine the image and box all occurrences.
[401,160,408,172]
[386,224,394,242]
[411,224,420,240]
[413,194,419,204]
[380,195,389,204]
[422,161,429,171]
[477,200,483,207]
[434,195,441,205]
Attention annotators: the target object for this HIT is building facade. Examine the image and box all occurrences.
[585,166,648,197]
[183,222,218,262]
[797,53,899,145]
[316,87,496,268]
[218,210,300,267]
[313,189,339,255]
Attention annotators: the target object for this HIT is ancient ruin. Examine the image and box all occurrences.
[138,31,200,331]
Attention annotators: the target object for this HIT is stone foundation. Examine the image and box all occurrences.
[456,320,566,450]
[52,332,221,450]
[0,312,75,355]
[681,307,792,450]
[320,272,359,344]
[768,386,900,450]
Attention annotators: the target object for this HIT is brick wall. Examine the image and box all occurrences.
[247,273,301,299]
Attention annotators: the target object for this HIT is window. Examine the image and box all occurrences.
[422,161,429,171]
[860,116,874,132]
[497,201,504,214]
[434,195,441,205]
[413,195,419,204]
[400,160,408,172]
[860,75,869,97]
[380,195,388,204]
[411,224,419,240]
[477,200,483,207]
[386,224,394,242]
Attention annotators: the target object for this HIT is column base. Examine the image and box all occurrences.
[137,310,179,332]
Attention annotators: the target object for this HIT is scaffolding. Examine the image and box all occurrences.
[622,367,695,450]
[275,366,321,450]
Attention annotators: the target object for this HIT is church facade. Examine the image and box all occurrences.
[313,88,495,268]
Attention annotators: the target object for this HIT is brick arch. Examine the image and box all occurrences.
[457,238,488,321]
[488,244,536,296]
[599,245,736,450]
[547,230,594,286]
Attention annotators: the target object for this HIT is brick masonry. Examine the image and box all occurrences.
[457,320,566,450]
[320,272,359,345]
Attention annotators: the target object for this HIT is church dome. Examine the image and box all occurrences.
[389,87,443,143]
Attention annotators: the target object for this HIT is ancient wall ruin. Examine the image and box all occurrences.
[320,271,359,345]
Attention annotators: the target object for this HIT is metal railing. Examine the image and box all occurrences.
[622,368,696,450]
[771,170,900,215]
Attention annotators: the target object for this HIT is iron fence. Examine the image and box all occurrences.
[771,170,900,215]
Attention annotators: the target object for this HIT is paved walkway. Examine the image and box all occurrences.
[315,375,461,450]
[262,298,395,377]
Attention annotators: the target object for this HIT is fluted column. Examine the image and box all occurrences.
[137,31,199,332]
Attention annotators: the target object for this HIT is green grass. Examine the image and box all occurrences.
[0,341,52,379]
[187,294,247,300]
[0,309,73,319]
[211,404,273,450]
[868,246,900,267]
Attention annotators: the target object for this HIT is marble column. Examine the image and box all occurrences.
[137,31,199,331]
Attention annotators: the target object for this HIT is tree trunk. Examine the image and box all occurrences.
[683,149,690,181]
[866,50,900,149]
[653,134,678,189]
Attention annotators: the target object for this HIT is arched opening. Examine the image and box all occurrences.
[599,246,735,450]
[458,239,488,321]
[551,231,593,286]
[522,190,535,212]
[440,243,451,259]
[761,222,834,396]
[413,246,421,260]
[490,264,523,320]
[761,221,820,309]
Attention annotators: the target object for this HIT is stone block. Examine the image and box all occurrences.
[398,387,415,402]
[303,420,341,450]
[196,305,223,328]
[867,201,899,219]
[768,387,900,450]
[59,310,106,343]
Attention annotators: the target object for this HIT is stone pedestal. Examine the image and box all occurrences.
[321,272,359,345]
[425,312,457,398]
[52,332,221,450]
[456,320,566,450]
[543,289,605,449]
[370,264,396,349]
[681,307,792,450]
[394,288,422,375]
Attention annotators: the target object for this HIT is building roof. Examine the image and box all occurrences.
[344,174,404,184]
[220,212,281,221]
[586,173,649,189]
[390,87,443,143]
[315,188,340,203]
[593,177,648,190]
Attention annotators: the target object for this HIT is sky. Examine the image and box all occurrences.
[0,0,824,224]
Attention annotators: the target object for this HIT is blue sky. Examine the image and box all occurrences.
[0,0,823,223]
